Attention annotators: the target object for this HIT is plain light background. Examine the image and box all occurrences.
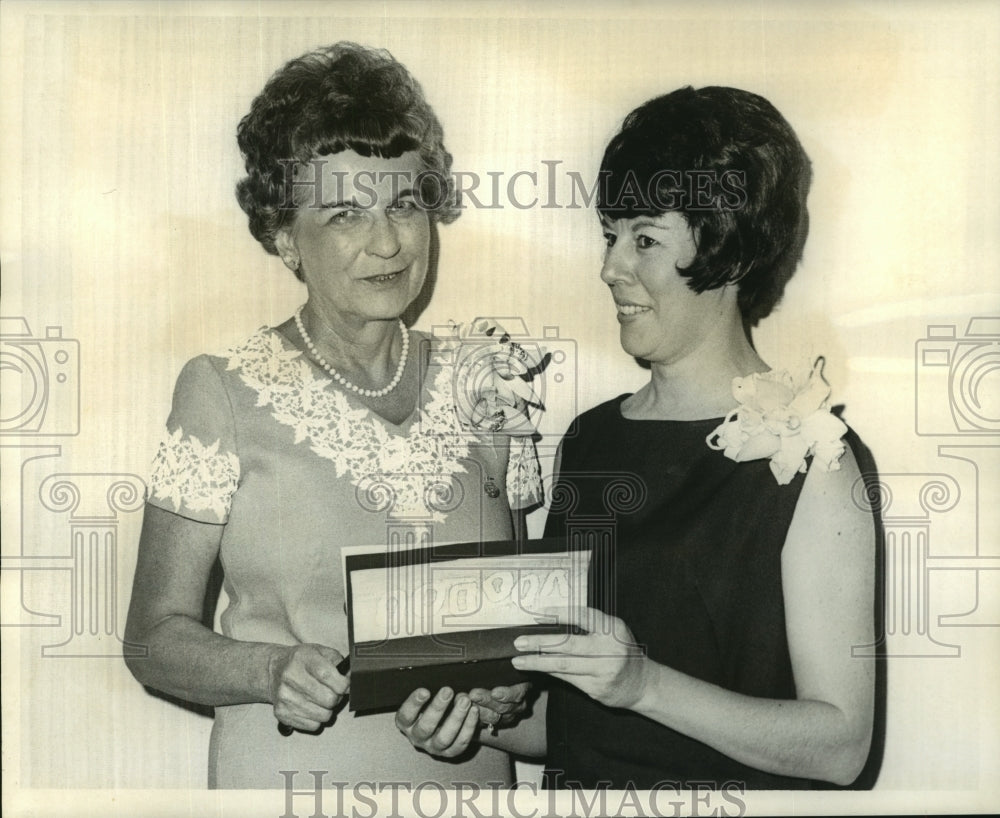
[2,1,998,815]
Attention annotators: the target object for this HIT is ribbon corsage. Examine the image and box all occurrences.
[449,318,552,437]
[706,357,848,485]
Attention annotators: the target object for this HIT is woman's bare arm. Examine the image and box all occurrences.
[125,504,347,730]
[515,447,876,785]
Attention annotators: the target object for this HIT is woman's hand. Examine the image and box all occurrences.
[268,644,350,732]
[468,682,532,731]
[395,687,480,758]
[512,607,650,710]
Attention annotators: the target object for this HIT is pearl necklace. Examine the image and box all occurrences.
[294,306,409,398]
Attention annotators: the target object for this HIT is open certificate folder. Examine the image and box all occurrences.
[340,537,590,712]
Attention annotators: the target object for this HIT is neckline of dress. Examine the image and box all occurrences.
[266,324,428,432]
[614,393,726,425]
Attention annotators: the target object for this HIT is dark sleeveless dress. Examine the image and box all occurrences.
[541,394,885,790]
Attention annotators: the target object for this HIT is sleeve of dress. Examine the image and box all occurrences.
[506,436,544,511]
[146,355,240,525]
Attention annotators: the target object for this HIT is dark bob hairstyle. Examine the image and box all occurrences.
[598,86,811,327]
[235,42,458,272]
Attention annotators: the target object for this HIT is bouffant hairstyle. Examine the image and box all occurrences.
[597,86,811,327]
[235,42,458,271]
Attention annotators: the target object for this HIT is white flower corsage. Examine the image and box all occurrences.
[706,357,848,485]
[449,318,552,437]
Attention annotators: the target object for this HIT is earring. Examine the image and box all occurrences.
[284,257,300,272]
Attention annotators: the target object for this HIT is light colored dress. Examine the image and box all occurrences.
[147,325,542,789]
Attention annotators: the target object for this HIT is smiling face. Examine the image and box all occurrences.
[276,150,430,331]
[600,211,733,364]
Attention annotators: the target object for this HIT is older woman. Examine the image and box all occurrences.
[125,42,538,789]
[401,85,884,790]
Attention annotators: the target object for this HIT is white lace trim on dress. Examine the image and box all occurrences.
[149,328,543,524]
[228,329,475,521]
[149,427,240,522]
